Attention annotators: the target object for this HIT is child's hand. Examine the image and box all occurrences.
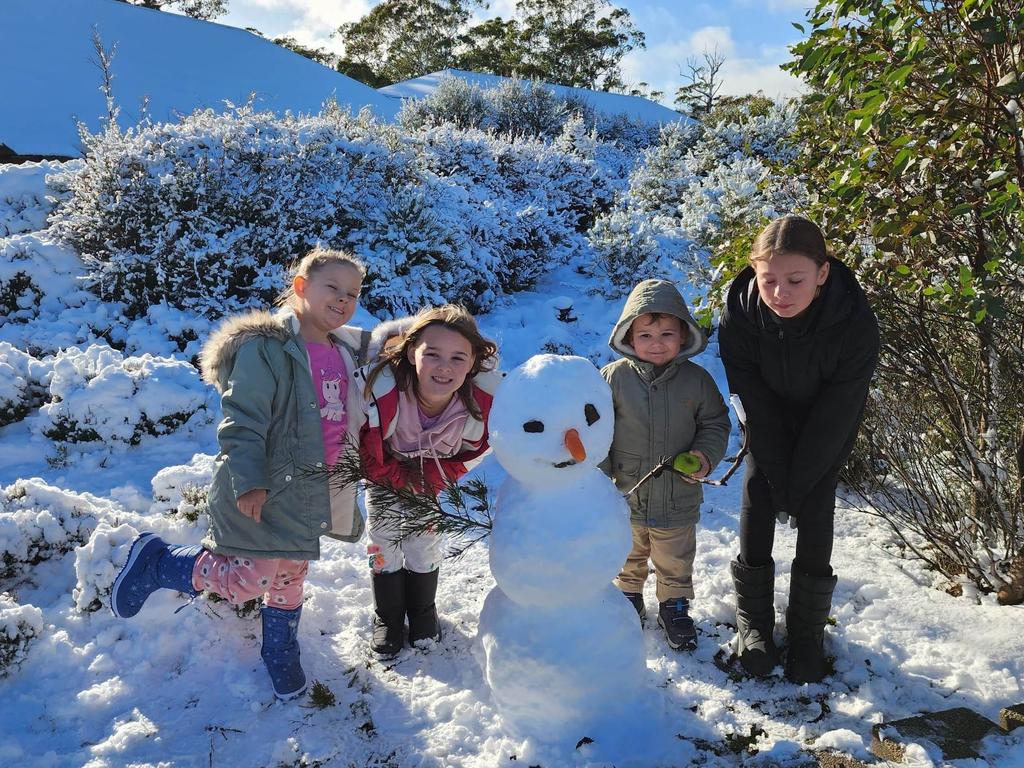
[672,450,710,479]
[690,450,710,478]
[237,489,267,523]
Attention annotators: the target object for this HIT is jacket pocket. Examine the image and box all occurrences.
[612,450,643,492]
[265,459,295,505]
[668,469,702,518]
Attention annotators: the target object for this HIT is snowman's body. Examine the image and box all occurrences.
[476,354,657,751]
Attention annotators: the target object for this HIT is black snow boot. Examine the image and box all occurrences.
[785,567,838,684]
[657,597,698,651]
[621,590,647,625]
[731,558,779,677]
[405,568,441,645]
[371,569,406,658]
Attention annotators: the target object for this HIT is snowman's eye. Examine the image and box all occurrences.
[523,420,545,433]
[584,404,600,426]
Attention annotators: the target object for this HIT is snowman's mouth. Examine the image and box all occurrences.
[552,459,577,468]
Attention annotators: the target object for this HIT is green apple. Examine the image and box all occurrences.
[672,452,701,475]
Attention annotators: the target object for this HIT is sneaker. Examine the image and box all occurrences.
[621,591,647,624]
[658,598,697,651]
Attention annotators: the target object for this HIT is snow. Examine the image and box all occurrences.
[381,69,693,128]
[2,0,400,157]
[2,253,1022,766]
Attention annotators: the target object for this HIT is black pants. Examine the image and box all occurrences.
[739,455,837,577]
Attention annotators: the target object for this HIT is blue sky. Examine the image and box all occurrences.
[216,0,810,103]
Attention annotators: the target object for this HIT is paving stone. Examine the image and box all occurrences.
[814,750,875,768]
[1000,703,1024,733]
[871,707,999,761]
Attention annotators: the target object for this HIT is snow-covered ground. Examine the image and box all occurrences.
[2,205,1024,768]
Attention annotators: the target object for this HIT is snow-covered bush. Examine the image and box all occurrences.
[0,233,89,333]
[0,160,80,237]
[48,102,621,317]
[73,521,140,613]
[34,344,211,452]
[150,453,216,522]
[0,343,50,427]
[581,101,806,299]
[586,209,691,294]
[0,479,114,580]
[411,119,615,293]
[398,74,663,156]
[0,592,43,677]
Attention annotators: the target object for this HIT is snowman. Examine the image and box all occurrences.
[476,354,667,758]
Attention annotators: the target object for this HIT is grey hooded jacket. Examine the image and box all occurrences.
[601,279,731,528]
[200,308,370,560]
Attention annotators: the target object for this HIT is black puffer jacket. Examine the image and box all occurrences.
[718,257,879,515]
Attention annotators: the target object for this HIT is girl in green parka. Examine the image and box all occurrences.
[109,248,371,701]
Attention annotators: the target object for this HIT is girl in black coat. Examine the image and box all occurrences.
[718,215,879,684]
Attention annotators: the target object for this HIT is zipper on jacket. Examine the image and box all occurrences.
[778,326,791,391]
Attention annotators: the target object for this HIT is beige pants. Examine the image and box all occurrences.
[613,523,696,602]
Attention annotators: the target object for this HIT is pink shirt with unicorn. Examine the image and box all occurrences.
[307,341,348,465]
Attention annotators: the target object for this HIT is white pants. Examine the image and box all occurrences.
[365,487,441,574]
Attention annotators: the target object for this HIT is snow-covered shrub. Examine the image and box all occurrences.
[398,73,663,158]
[118,303,213,361]
[73,521,139,613]
[0,343,50,427]
[0,233,89,331]
[0,160,80,237]
[35,344,211,452]
[48,107,419,318]
[411,119,615,293]
[399,75,491,131]
[0,593,43,677]
[48,102,621,318]
[586,209,691,295]
[0,479,114,580]
[581,101,806,299]
[150,453,216,522]
[488,78,569,138]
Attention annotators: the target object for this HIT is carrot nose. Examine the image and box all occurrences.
[564,429,586,463]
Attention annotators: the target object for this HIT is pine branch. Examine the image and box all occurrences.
[308,437,493,560]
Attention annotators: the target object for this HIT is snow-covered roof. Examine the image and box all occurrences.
[1,0,401,158]
[379,69,692,127]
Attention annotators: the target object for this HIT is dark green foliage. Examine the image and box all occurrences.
[787,0,1024,596]
[337,0,644,92]
[337,0,479,87]
[309,680,337,709]
[114,0,227,20]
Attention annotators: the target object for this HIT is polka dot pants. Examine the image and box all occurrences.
[191,552,308,610]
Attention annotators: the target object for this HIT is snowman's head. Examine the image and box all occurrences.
[490,354,613,486]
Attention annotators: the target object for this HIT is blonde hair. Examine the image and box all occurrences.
[276,248,366,308]
[750,215,829,267]
[364,305,498,420]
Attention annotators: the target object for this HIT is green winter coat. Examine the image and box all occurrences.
[199,308,370,560]
[601,279,731,528]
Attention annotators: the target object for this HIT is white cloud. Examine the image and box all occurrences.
[223,0,370,53]
[622,23,803,106]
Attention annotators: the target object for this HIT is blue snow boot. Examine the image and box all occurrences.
[261,605,307,701]
[110,532,202,618]
[658,597,698,651]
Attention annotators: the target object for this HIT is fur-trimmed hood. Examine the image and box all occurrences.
[200,310,289,392]
[200,307,368,392]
